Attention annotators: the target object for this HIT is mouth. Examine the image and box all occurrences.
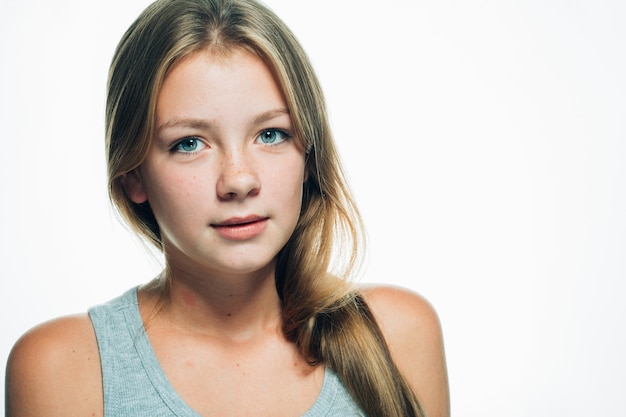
[212,215,268,227]
[211,215,269,240]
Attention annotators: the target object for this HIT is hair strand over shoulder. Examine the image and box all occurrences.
[105,1,425,415]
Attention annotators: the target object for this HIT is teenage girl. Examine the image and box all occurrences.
[6,1,449,416]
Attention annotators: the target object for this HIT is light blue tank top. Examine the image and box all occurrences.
[88,287,365,416]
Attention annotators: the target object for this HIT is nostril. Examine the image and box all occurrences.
[218,191,237,202]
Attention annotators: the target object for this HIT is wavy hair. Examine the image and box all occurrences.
[105,1,424,415]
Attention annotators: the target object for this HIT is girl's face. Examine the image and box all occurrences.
[126,49,306,277]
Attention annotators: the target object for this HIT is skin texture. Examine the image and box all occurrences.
[5,50,449,417]
[364,286,451,417]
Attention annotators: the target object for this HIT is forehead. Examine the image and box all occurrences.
[163,47,271,89]
[156,48,287,122]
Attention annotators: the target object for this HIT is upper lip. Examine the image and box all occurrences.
[211,215,268,227]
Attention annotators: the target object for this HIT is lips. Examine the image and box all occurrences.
[211,215,269,240]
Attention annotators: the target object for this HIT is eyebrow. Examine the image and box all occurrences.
[252,108,290,125]
[156,108,291,134]
[156,118,213,134]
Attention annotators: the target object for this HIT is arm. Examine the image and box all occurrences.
[5,314,103,417]
[363,285,450,417]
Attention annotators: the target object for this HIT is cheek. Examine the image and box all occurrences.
[143,168,210,215]
[262,161,301,204]
[272,158,306,207]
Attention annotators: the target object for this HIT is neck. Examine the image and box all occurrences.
[142,261,283,343]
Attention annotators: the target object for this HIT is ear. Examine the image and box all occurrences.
[121,170,148,204]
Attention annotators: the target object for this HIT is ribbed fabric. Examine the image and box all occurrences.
[88,287,365,416]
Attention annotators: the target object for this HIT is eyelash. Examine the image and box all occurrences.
[256,128,291,145]
[169,128,292,154]
[170,137,205,154]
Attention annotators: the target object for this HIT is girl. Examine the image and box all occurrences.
[6,1,449,416]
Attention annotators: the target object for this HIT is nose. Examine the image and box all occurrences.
[216,147,261,201]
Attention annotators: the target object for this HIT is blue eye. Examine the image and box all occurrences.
[173,137,205,153]
[257,129,289,145]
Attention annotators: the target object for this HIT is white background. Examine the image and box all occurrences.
[1,1,625,415]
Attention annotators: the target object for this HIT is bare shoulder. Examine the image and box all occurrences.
[6,314,103,417]
[361,285,450,417]
[362,285,440,334]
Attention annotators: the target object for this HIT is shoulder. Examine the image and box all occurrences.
[361,285,441,335]
[6,314,103,417]
[361,285,450,417]
[360,285,444,368]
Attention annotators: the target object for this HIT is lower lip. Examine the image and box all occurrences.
[212,219,268,241]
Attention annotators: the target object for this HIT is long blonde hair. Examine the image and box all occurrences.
[106,1,424,415]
